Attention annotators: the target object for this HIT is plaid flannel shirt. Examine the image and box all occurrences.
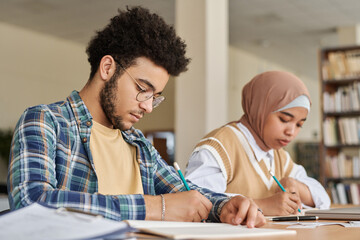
[7,91,228,221]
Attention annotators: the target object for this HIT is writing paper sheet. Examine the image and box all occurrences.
[125,220,296,239]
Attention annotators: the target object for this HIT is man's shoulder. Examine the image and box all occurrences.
[20,97,74,127]
[24,99,69,116]
[23,91,80,115]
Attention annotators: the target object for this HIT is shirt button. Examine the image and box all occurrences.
[82,137,87,143]
[86,121,92,126]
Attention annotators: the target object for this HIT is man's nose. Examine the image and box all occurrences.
[139,98,153,113]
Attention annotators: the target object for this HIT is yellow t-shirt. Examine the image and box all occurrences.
[90,120,144,195]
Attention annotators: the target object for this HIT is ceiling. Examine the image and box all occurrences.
[1,0,360,80]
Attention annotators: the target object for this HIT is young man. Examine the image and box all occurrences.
[7,7,265,227]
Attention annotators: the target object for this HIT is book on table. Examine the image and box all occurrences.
[305,207,360,220]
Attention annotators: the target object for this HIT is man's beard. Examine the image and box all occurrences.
[99,74,126,130]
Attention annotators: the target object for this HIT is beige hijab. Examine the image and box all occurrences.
[239,71,311,151]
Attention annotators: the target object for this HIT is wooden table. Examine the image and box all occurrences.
[261,219,360,240]
[129,219,360,240]
[129,205,360,239]
[257,204,360,240]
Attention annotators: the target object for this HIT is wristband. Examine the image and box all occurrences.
[217,197,231,216]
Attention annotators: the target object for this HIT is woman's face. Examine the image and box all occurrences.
[262,107,308,150]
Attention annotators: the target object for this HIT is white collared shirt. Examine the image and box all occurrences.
[185,122,330,209]
[237,123,274,171]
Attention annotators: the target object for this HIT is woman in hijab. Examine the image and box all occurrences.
[185,71,330,216]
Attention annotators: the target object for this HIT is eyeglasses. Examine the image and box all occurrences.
[115,60,165,108]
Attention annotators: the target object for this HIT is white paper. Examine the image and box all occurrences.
[125,220,296,239]
[0,203,131,240]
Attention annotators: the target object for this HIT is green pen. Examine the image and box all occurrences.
[174,162,208,222]
[174,162,191,191]
[269,171,301,213]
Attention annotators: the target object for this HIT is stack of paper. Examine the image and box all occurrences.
[0,203,132,240]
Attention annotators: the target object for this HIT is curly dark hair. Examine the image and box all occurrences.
[86,6,190,79]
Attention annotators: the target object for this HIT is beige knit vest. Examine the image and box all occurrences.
[193,122,294,199]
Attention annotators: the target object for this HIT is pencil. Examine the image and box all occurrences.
[173,162,191,191]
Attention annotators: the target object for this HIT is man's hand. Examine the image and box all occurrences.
[254,191,301,216]
[144,190,212,222]
[219,196,266,228]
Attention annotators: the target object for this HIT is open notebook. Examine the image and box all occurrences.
[305,207,360,220]
[124,220,296,239]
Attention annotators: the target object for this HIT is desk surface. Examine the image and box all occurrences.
[259,204,360,240]
[262,220,360,240]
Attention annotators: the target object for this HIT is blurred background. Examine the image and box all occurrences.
[1,0,360,200]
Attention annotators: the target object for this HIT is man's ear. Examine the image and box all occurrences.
[99,55,116,81]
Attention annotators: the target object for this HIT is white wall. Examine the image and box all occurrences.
[0,22,88,129]
[0,22,88,183]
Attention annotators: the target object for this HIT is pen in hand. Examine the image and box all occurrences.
[174,162,191,191]
[173,162,207,223]
[269,171,301,213]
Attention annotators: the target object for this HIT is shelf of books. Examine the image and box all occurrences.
[320,45,360,205]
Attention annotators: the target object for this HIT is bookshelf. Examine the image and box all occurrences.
[294,142,320,181]
[320,45,360,205]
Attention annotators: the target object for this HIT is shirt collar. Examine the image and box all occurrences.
[122,127,144,143]
[67,90,93,125]
[237,122,274,162]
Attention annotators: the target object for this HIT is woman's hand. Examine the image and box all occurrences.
[254,191,301,216]
[279,177,315,207]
